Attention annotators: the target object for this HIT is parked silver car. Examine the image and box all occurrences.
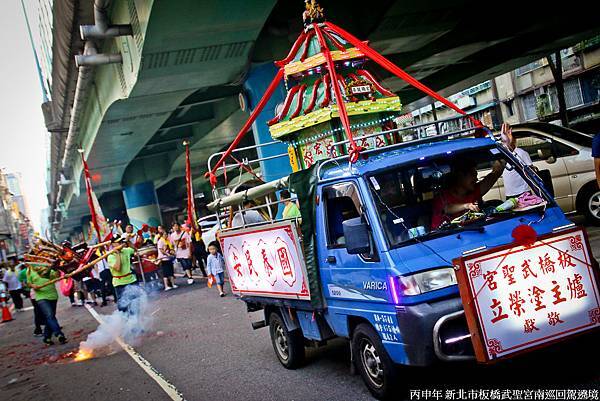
[483,122,598,224]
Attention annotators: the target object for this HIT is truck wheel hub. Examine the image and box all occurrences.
[275,324,289,360]
[361,341,383,387]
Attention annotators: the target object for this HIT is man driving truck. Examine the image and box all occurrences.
[431,158,505,229]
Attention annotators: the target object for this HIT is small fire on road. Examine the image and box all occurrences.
[47,349,95,364]
[73,348,93,362]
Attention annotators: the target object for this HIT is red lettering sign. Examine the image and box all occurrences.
[528,286,546,311]
[502,265,516,285]
[538,253,556,275]
[509,290,526,317]
[490,298,509,324]
[521,259,537,279]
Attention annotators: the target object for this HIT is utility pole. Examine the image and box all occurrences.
[546,51,569,127]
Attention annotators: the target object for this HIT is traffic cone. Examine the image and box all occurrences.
[1,303,13,323]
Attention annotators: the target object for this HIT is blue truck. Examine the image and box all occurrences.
[207,130,600,399]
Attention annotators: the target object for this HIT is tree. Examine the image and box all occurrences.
[546,51,569,127]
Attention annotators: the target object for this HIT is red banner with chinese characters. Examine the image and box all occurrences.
[219,220,310,300]
[454,227,600,363]
[184,142,197,231]
[82,153,109,242]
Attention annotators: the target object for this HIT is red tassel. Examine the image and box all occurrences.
[512,224,537,247]
[348,145,364,163]
[205,171,217,188]
[324,21,483,128]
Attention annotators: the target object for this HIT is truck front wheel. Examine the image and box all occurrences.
[352,323,398,399]
[269,312,305,369]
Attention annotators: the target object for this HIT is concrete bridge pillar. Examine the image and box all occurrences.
[244,62,291,182]
[122,181,162,229]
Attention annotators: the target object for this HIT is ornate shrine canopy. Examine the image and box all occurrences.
[206,1,483,186]
[277,26,362,77]
[268,68,401,139]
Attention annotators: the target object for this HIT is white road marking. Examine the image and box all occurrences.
[84,305,186,401]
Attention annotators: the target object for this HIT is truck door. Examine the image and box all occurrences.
[317,181,389,304]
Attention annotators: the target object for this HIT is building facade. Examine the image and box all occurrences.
[36,0,54,98]
[496,37,600,132]
[0,170,34,262]
[400,37,600,134]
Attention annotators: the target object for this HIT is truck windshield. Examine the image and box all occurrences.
[367,145,549,248]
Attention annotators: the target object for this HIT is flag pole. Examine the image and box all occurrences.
[184,141,197,230]
[79,149,103,242]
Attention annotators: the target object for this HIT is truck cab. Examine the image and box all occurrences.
[314,137,569,372]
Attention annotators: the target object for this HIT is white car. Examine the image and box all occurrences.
[198,215,225,246]
[483,122,598,224]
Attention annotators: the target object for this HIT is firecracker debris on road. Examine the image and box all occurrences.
[0,221,598,401]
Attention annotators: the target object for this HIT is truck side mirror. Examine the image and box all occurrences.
[342,217,370,255]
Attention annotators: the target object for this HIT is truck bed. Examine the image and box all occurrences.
[239,295,322,312]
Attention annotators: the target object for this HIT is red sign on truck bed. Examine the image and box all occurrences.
[219,221,311,300]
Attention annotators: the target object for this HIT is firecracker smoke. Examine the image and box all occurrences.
[77,285,153,358]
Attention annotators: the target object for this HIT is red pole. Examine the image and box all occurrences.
[81,153,102,241]
[207,67,284,186]
[324,22,483,128]
[185,142,197,230]
[314,24,361,162]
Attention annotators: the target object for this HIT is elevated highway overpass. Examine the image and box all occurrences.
[45,0,600,237]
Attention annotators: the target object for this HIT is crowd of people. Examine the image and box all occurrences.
[152,222,211,290]
[0,219,230,347]
[1,259,67,345]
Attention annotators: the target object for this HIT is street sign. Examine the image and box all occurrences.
[454,227,600,363]
[219,220,311,300]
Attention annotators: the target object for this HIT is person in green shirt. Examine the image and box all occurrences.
[18,263,44,336]
[17,263,28,288]
[281,190,302,222]
[26,267,67,345]
[106,243,138,313]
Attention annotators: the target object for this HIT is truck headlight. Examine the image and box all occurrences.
[398,268,457,295]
